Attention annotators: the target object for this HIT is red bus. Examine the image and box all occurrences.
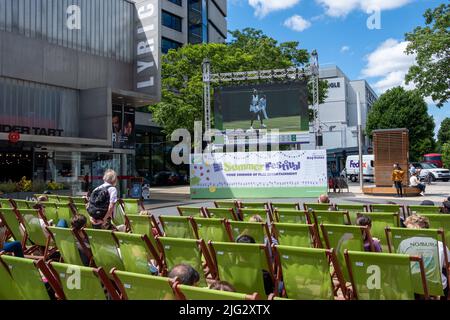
[423,153,443,168]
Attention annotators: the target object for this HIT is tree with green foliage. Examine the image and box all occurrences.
[438,117,450,146]
[442,143,450,169]
[150,28,328,137]
[366,87,436,161]
[405,4,450,108]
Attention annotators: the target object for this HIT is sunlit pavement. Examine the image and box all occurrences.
[145,182,450,217]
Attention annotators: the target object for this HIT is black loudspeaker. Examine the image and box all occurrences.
[316,134,323,147]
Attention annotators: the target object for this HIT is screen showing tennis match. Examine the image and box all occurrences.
[214,81,309,132]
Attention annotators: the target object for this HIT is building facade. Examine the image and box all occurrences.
[304,65,378,174]
[135,0,227,185]
[0,1,167,195]
[160,0,227,53]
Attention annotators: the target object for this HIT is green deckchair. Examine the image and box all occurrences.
[11,199,30,209]
[274,209,310,224]
[190,218,233,243]
[46,226,91,266]
[0,208,25,243]
[126,214,161,253]
[57,196,72,203]
[208,242,273,298]
[274,246,346,300]
[0,254,24,299]
[174,284,259,300]
[408,205,442,215]
[312,210,351,225]
[205,207,239,220]
[227,221,270,244]
[344,250,429,300]
[0,198,13,208]
[312,210,351,246]
[335,204,368,224]
[57,203,74,224]
[113,232,162,275]
[121,199,144,215]
[214,200,239,212]
[47,195,59,202]
[159,216,196,239]
[320,224,373,281]
[0,256,56,300]
[272,223,316,248]
[239,201,269,210]
[111,269,176,300]
[71,197,86,205]
[41,202,59,223]
[239,208,272,223]
[113,202,126,226]
[177,206,205,217]
[420,214,450,246]
[72,204,92,227]
[386,227,449,297]
[19,208,54,258]
[84,229,125,273]
[370,204,404,218]
[156,237,215,285]
[270,202,300,211]
[303,203,333,211]
[48,262,120,300]
[356,212,399,252]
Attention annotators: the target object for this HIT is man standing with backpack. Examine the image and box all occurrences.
[87,169,119,229]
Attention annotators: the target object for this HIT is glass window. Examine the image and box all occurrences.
[167,0,182,6]
[162,37,183,54]
[162,11,182,32]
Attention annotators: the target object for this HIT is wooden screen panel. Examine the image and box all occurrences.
[373,129,409,187]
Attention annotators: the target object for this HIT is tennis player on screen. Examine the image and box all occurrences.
[249,89,266,129]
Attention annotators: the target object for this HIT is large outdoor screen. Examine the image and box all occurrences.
[214,81,309,132]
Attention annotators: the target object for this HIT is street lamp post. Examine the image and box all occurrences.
[357,92,364,191]
[310,50,321,149]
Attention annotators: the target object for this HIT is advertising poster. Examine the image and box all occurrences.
[112,106,135,149]
[214,81,309,132]
[190,150,328,199]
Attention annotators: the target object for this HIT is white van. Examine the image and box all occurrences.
[345,155,375,182]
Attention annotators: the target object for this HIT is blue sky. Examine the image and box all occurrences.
[227,0,448,136]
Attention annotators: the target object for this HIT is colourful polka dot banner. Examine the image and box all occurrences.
[190,150,328,199]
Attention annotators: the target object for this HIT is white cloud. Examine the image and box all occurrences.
[340,46,350,53]
[283,15,312,32]
[249,0,301,18]
[361,39,416,93]
[316,0,412,17]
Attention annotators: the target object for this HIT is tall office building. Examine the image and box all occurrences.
[304,65,378,173]
[160,0,227,53]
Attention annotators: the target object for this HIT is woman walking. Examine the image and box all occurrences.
[391,164,405,197]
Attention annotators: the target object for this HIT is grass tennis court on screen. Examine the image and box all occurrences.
[222,116,306,132]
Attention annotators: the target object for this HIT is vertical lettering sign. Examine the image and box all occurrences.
[134,0,161,101]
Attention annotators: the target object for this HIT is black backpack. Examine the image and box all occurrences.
[87,185,111,220]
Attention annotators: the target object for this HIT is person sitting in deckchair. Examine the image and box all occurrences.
[168,264,200,286]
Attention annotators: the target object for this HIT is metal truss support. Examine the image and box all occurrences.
[202,53,320,134]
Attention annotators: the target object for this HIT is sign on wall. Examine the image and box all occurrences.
[112,106,136,149]
[133,0,161,102]
[190,150,328,199]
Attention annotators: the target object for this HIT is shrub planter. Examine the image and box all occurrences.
[0,190,72,200]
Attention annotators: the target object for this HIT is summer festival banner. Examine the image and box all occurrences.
[190,150,328,199]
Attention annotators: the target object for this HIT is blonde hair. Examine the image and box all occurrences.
[404,215,430,229]
[103,169,117,184]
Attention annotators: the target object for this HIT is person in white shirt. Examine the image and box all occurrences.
[90,169,118,229]
[399,215,450,297]
[410,172,426,195]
